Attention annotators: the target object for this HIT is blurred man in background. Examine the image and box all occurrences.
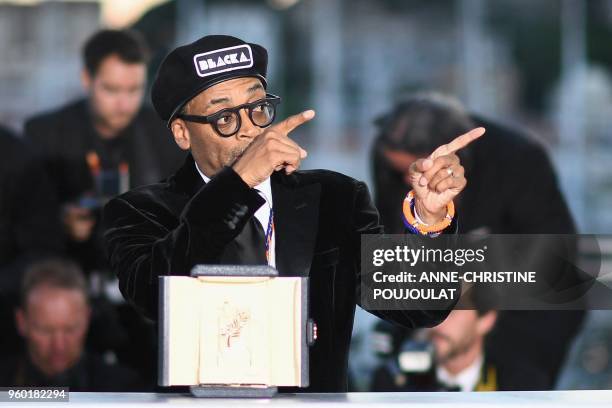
[24,29,184,273]
[370,92,585,389]
[428,306,498,391]
[0,259,142,391]
[371,286,548,391]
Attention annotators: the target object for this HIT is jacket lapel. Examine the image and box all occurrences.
[172,154,204,197]
[172,158,321,276]
[272,172,321,277]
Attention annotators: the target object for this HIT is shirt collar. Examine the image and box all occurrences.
[436,354,484,392]
[195,162,272,206]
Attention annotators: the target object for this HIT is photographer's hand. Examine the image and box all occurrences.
[63,204,96,242]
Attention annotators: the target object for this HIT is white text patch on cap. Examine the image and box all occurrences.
[193,44,254,78]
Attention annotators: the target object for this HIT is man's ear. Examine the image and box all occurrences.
[171,119,192,151]
[80,69,92,91]
[15,308,28,337]
[476,311,497,336]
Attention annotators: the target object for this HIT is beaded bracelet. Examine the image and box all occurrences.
[402,190,455,235]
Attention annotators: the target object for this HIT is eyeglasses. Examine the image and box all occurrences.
[177,93,281,137]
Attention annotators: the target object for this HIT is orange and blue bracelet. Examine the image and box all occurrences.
[402,190,455,236]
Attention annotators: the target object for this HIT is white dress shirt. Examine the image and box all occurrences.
[436,354,484,392]
[195,163,276,267]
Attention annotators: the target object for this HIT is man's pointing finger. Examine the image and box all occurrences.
[274,109,316,134]
[431,127,486,159]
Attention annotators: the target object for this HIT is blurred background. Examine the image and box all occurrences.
[1,0,612,392]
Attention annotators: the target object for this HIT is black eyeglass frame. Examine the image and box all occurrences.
[176,93,281,137]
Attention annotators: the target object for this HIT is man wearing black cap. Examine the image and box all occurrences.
[103,35,483,392]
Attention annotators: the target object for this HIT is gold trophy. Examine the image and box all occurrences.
[158,265,316,397]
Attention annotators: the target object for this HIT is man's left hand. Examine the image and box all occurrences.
[407,127,486,224]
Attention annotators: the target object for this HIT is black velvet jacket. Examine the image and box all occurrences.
[103,155,455,392]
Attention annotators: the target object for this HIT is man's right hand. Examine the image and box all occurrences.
[232,110,315,188]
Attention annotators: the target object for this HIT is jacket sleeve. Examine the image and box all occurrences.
[102,166,265,319]
[351,180,458,329]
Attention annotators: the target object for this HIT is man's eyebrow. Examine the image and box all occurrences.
[205,83,264,109]
[247,83,264,93]
[207,96,230,108]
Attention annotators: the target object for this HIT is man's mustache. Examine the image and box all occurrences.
[228,141,253,166]
[428,331,466,363]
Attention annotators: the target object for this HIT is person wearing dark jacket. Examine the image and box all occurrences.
[371,284,549,392]
[102,35,483,392]
[24,29,184,273]
[371,92,585,389]
[0,126,63,355]
[0,126,62,295]
[0,259,143,391]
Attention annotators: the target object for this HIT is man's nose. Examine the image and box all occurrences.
[117,92,137,113]
[50,332,67,353]
[236,109,260,140]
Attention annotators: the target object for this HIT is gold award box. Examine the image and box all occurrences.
[158,265,316,397]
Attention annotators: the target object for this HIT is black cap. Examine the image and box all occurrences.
[151,35,268,126]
